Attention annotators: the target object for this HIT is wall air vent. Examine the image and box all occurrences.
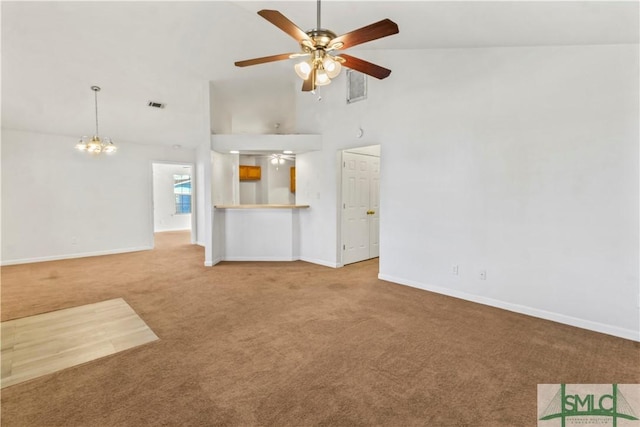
[148,101,165,109]
[346,70,367,104]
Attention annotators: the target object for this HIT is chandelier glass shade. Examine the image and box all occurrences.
[322,56,342,78]
[75,86,116,154]
[294,61,312,80]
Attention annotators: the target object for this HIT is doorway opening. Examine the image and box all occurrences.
[151,162,196,245]
[340,145,380,266]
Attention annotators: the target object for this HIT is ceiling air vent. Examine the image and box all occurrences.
[148,101,165,109]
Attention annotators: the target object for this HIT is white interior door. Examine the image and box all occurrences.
[342,151,380,265]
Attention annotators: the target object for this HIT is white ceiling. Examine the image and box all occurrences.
[2,1,638,148]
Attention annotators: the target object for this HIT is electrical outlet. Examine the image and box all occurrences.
[452,264,459,276]
[479,270,487,280]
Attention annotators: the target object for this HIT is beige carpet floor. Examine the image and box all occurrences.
[1,231,638,426]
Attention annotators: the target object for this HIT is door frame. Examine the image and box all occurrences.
[150,160,197,247]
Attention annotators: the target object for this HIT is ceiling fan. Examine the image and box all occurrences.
[245,153,294,170]
[268,153,294,170]
[234,0,399,92]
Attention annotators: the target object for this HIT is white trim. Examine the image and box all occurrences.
[299,257,340,268]
[223,256,298,262]
[204,256,339,268]
[196,241,205,247]
[378,273,640,343]
[1,246,152,266]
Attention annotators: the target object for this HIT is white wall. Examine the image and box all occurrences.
[211,134,322,153]
[210,150,238,265]
[195,145,207,247]
[1,129,195,264]
[210,76,297,134]
[222,208,300,261]
[211,151,238,206]
[345,144,381,157]
[152,163,192,232]
[295,44,639,340]
[239,155,258,205]
[296,150,335,267]
[256,157,269,204]
[195,141,213,264]
[267,160,295,205]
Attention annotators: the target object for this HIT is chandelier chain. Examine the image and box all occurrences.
[94,88,99,137]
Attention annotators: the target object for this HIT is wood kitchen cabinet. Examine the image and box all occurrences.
[239,165,261,181]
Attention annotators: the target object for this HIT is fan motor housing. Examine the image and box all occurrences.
[305,28,337,49]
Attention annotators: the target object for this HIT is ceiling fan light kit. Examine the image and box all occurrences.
[267,153,295,170]
[271,155,286,165]
[234,0,398,93]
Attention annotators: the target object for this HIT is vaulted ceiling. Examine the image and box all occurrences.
[2,1,637,148]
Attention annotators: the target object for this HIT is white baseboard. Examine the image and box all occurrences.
[1,246,153,266]
[206,256,337,267]
[223,256,298,262]
[299,257,339,268]
[204,257,222,267]
[378,273,640,343]
[196,241,205,247]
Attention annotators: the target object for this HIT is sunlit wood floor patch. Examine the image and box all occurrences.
[1,298,158,388]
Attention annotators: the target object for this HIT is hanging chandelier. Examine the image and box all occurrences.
[75,86,116,154]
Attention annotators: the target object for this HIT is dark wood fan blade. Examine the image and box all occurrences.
[329,19,398,50]
[340,54,392,80]
[235,53,295,67]
[258,10,312,44]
